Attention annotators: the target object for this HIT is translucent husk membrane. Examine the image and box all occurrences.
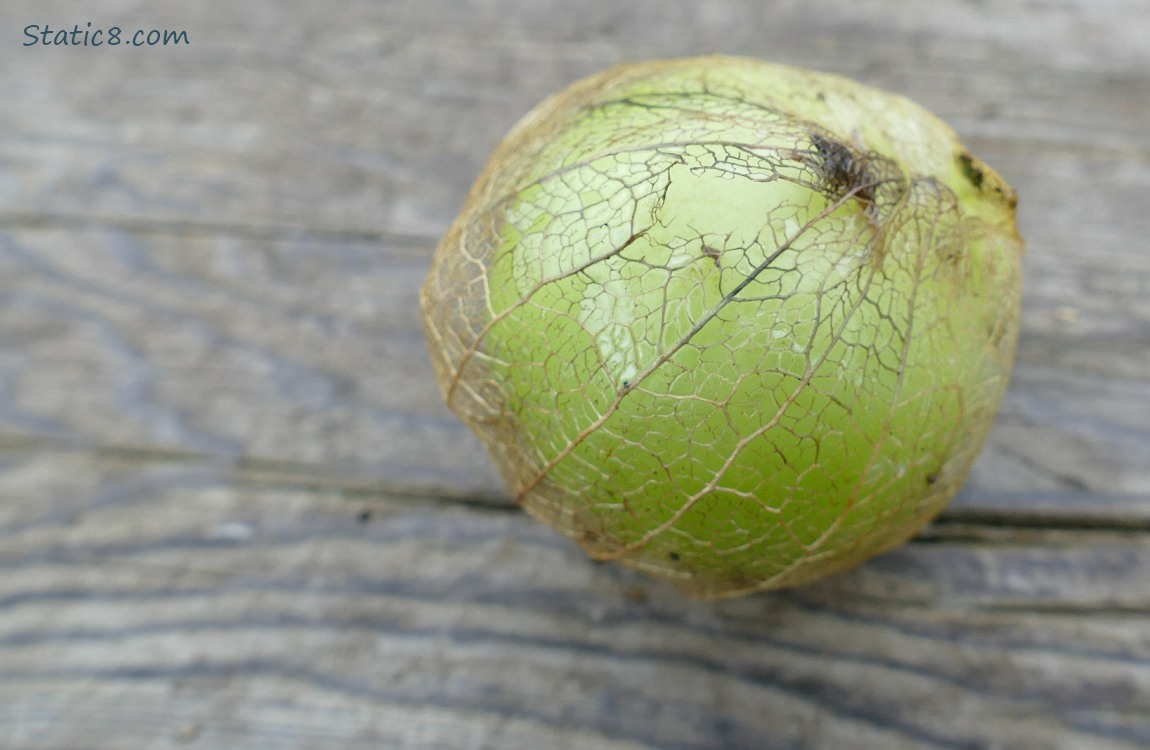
[421,56,1023,599]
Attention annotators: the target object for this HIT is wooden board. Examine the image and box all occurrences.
[3,446,1150,750]
[2,0,1149,747]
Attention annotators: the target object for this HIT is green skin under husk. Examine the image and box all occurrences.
[421,56,1023,599]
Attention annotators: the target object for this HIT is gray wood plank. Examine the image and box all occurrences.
[2,448,1149,750]
[3,0,1149,514]
[1,217,1146,512]
[3,1,1150,748]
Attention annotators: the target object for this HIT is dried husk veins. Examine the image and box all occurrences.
[420,56,1023,599]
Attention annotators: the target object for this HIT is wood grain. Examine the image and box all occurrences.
[2,0,1149,747]
[3,447,1149,750]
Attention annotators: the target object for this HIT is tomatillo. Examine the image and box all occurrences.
[420,56,1023,599]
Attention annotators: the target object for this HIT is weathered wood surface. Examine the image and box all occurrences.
[2,0,1149,748]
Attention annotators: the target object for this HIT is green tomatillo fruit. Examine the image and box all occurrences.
[420,56,1023,599]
